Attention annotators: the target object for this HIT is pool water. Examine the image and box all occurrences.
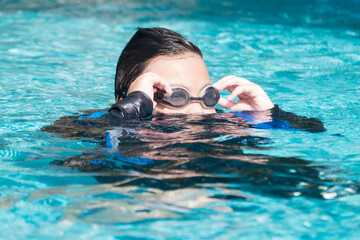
[1,0,360,239]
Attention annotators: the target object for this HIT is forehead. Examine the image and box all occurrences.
[144,53,211,93]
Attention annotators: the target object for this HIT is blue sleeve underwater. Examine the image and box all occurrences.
[105,129,154,166]
[233,111,294,130]
[233,105,326,133]
[78,111,108,120]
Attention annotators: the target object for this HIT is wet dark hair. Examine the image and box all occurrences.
[114,27,202,101]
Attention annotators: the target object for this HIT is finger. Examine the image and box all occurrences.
[153,77,172,95]
[214,78,249,91]
[213,75,237,86]
[153,100,158,109]
[227,84,258,101]
[217,97,236,109]
[138,72,172,95]
[228,103,253,111]
[214,75,255,90]
[217,97,253,111]
[213,76,235,91]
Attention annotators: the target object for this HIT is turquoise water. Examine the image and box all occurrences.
[1,0,360,239]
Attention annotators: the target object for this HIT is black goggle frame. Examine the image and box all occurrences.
[154,85,220,109]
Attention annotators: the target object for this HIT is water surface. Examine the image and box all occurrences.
[1,0,360,239]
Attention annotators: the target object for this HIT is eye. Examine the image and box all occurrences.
[202,86,219,107]
[169,88,189,107]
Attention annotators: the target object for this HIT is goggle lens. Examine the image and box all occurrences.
[168,89,189,107]
[202,86,220,107]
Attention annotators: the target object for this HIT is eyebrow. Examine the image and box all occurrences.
[170,83,211,90]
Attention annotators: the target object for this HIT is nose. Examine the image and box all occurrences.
[183,102,206,114]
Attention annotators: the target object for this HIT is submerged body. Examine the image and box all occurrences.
[41,103,335,198]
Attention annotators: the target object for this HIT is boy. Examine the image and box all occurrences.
[108,27,274,121]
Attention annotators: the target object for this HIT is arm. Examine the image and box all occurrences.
[108,91,153,123]
[269,105,325,132]
[42,93,152,138]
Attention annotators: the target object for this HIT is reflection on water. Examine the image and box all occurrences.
[28,184,234,223]
[41,111,358,207]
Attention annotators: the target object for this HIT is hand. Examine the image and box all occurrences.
[127,72,172,108]
[128,72,172,100]
[213,75,274,111]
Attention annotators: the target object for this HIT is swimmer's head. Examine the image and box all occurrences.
[114,27,202,102]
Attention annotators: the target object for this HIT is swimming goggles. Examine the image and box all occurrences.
[154,85,220,109]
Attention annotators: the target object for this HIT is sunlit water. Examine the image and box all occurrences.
[1,0,360,239]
